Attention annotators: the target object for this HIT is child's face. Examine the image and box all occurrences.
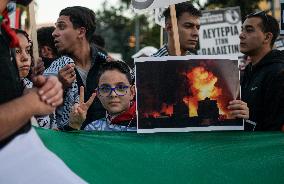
[97,69,135,116]
[15,33,32,78]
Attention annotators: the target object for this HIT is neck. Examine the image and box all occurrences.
[108,110,126,120]
[71,41,92,70]
[167,36,186,56]
[250,46,271,66]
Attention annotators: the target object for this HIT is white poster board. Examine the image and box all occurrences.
[281,0,284,35]
[199,7,242,57]
[135,55,243,133]
[131,0,187,12]
[154,8,166,28]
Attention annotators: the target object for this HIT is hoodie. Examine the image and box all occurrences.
[242,49,284,131]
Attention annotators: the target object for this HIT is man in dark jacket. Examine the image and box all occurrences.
[239,11,284,131]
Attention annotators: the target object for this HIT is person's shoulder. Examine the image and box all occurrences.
[51,56,74,66]
[268,50,284,62]
[261,58,284,84]
[23,78,33,89]
[91,44,108,62]
[84,117,107,131]
[151,45,168,57]
[44,56,74,75]
[265,51,284,71]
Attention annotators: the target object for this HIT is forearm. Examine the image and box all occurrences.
[0,94,35,141]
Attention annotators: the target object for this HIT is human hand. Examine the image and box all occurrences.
[24,88,56,116]
[69,86,96,129]
[58,64,76,89]
[239,56,251,71]
[227,100,249,119]
[32,75,46,87]
[106,55,115,62]
[33,75,63,107]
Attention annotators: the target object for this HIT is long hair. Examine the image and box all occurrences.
[12,29,34,78]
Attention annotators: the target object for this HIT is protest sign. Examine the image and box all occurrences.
[135,55,243,133]
[131,0,191,55]
[131,0,187,12]
[281,0,284,35]
[199,7,242,56]
[154,7,165,28]
[7,2,17,28]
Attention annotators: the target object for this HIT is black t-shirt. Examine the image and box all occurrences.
[0,30,31,149]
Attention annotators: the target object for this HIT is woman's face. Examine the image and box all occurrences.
[15,33,32,78]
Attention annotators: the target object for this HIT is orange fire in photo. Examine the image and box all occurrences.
[161,103,173,116]
[143,103,174,118]
[183,66,228,117]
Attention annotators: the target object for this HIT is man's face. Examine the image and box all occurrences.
[97,70,135,116]
[52,15,80,54]
[239,17,267,56]
[177,12,200,52]
[39,45,54,59]
[15,33,32,78]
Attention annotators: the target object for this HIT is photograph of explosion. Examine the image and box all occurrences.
[135,55,244,133]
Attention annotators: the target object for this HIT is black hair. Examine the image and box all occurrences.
[96,61,134,86]
[92,33,105,48]
[246,11,279,47]
[60,6,96,42]
[37,26,58,57]
[163,2,202,21]
[13,28,34,77]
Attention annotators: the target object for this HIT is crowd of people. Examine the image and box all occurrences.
[0,0,284,182]
[1,0,284,138]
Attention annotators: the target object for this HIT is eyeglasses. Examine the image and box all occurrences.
[246,10,269,28]
[97,84,130,97]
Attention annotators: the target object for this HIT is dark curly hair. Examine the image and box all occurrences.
[13,28,34,78]
[37,26,58,57]
[60,6,96,42]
